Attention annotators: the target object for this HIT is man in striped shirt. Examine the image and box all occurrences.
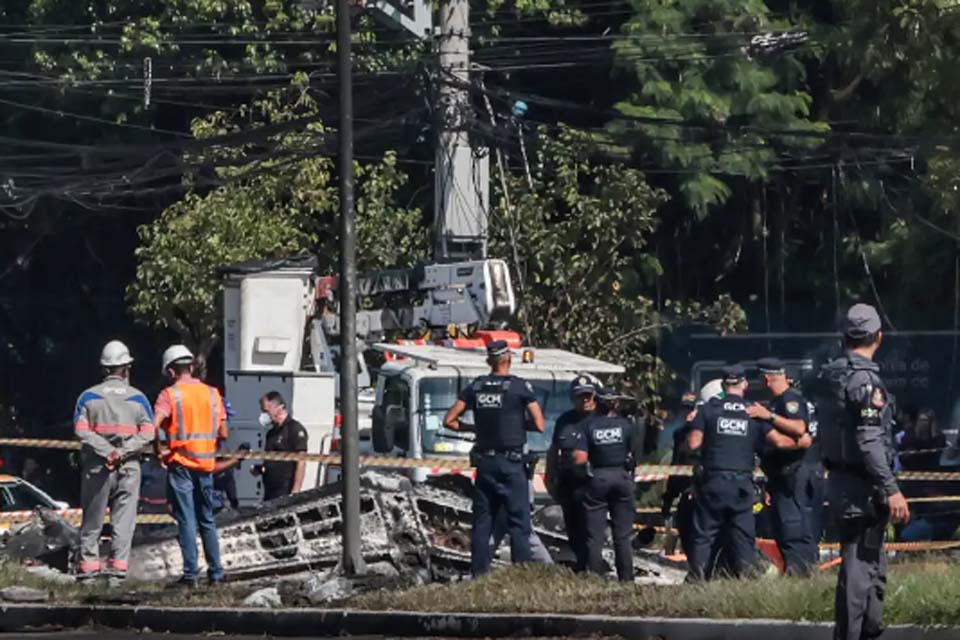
[74,340,154,583]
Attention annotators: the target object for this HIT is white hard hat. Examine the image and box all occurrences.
[161,344,194,374]
[100,340,134,367]
[699,378,724,403]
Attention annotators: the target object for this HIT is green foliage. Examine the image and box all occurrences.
[128,83,428,359]
[610,0,826,214]
[489,126,746,394]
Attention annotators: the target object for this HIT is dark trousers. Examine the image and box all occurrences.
[801,464,826,562]
[769,468,814,576]
[675,490,696,555]
[471,454,532,577]
[835,516,888,640]
[556,472,588,571]
[583,468,635,581]
[688,474,758,581]
[166,463,224,582]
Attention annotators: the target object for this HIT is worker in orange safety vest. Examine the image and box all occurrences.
[152,344,228,587]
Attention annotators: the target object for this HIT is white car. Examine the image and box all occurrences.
[0,474,70,529]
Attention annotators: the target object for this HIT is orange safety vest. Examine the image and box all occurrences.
[162,381,223,473]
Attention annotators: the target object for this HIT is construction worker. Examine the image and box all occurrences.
[545,373,600,570]
[749,357,817,576]
[818,304,910,640]
[573,387,639,581]
[73,340,154,583]
[153,345,228,587]
[443,339,546,577]
[686,365,812,581]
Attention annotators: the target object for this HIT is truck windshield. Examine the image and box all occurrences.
[418,375,572,454]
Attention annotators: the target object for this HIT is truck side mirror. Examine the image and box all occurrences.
[373,404,408,453]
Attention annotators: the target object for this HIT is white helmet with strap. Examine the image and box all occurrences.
[100,340,134,367]
[161,344,194,374]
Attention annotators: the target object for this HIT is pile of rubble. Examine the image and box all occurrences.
[129,471,686,587]
[1,471,686,603]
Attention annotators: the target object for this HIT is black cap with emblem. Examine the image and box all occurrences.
[756,357,786,375]
[486,340,511,357]
[845,303,882,338]
[722,364,746,385]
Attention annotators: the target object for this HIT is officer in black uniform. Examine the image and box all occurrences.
[748,357,817,576]
[818,304,910,640]
[686,365,811,581]
[545,373,600,571]
[443,340,546,577]
[661,391,698,556]
[573,387,639,581]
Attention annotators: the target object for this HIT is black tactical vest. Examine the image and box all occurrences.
[816,355,893,469]
[583,415,633,468]
[471,375,527,450]
[699,397,759,473]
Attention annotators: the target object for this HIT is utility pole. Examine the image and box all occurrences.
[435,0,488,261]
[336,0,364,576]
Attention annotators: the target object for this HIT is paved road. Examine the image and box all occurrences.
[1,634,342,640]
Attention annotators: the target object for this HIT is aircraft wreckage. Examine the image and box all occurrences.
[128,471,686,585]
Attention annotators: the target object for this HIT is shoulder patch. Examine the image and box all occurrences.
[871,387,886,409]
[785,401,800,415]
[524,381,534,394]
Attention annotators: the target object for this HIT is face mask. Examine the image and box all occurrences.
[258,412,273,428]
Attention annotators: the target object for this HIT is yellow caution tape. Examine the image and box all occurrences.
[5,437,960,483]
[0,436,686,480]
[0,509,174,525]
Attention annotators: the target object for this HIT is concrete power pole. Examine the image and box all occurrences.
[435,0,489,261]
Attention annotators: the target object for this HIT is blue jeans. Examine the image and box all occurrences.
[167,463,224,581]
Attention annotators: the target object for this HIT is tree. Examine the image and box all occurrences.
[128,82,428,367]
[489,126,745,397]
[610,0,825,214]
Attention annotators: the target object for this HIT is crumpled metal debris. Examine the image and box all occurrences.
[129,471,685,586]
[0,508,79,571]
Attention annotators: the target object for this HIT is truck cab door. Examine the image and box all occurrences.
[372,374,411,453]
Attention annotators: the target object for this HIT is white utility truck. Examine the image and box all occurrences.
[219,256,623,505]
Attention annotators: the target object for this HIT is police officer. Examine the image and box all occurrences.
[573,387,639,581]
[748,357,817,576]
[444,340,546,577]
[818,304,910,640]
[686,365,812,581]
[545,373,600,570]
[661,391,698,556]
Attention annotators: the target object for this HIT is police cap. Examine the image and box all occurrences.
[597,386,619,401]
[570,373,599,396]
[845,303,882,337]
[722,364,746,385]
[756,357,786,375]
[486,340,511,357]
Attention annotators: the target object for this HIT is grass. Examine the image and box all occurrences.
[5,558,960,625]
[351,560,960,625]
[0,561,248,607]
